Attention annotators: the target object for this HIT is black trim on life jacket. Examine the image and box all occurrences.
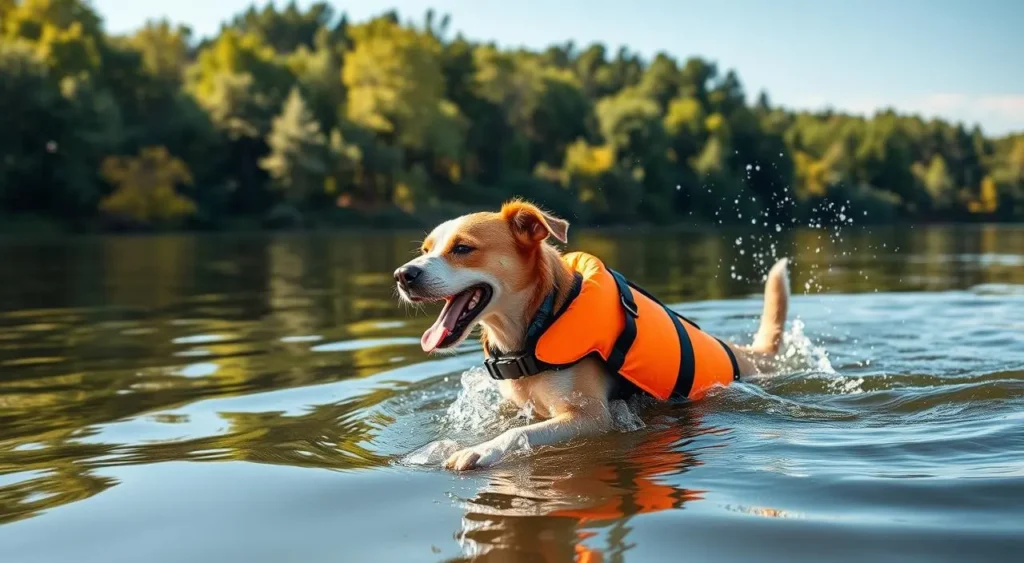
[621,277,744,392]
[669,309,696,398]
[713,337,742,381]
[621,277,702,331]
[605,269,639,374]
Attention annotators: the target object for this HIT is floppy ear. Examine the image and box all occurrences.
[500,200,569,245]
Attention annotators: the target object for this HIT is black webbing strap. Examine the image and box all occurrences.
[484,287,556,380]
[483,275,580,381]
[483,352,550,380]
[605,269,639,374]
[714,336,742,381]
[669,308,697,398]
[526,289,556,341]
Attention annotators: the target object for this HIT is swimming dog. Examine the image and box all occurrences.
[394,200,790,470]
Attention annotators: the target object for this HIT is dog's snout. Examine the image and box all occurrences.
[394,265,424,288]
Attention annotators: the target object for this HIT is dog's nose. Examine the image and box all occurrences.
[394,265,423,288]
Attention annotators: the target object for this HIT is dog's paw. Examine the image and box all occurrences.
[444,445,503,471]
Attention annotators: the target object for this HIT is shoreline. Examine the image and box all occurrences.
[2,216,1020,241]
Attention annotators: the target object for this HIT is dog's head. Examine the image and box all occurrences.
[395,200,569,353]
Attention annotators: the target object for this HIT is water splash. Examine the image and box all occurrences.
[438,367,507,434]
[403,439,461,466]
[403,368,527,467]
[403,366,652,467]
[404,294,848,468]
[609,399,646,431]
[778,318,835,374]
[826,376,865,395]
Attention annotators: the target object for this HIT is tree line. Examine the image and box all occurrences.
[2,0,1023,232]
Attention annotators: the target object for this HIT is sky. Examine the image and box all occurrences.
[93,0,1024,135]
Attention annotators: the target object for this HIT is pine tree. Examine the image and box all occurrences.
[259,87,328,205]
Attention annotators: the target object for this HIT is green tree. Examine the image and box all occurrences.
[343,17,446,149]
[226,0,340,54]
[124,19,192,85]
[187,29,292,139]
[260,87,329,205]
[2,2,1024,231]
[342,16,465,207]
[0,40,119,218]
[287,27,345,132]
[916,154,956,212]
[2,0,105,79]
[99,146,196,226]
[634,53,681,111]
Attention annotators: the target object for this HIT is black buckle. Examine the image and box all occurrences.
[610,269,639,318]
[484,355,540,380]
[621,293,639,318]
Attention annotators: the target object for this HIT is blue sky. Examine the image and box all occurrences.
[93,0,1024,135]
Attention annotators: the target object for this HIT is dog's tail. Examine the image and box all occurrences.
[751,258,790,355]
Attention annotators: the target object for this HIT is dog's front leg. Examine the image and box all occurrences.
[444,404,611,471]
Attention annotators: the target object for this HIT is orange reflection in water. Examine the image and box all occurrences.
[451,412,718,562]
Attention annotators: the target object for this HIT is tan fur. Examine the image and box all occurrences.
[396,200,790,471]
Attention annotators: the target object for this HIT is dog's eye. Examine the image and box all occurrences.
[450,244,475,255]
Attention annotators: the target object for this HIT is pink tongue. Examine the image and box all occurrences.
[421,290,475,352]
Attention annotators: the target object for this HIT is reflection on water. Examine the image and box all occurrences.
[452,413,710,562]
[0,225,1023,561]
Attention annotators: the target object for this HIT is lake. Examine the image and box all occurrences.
[1,224,1022,562]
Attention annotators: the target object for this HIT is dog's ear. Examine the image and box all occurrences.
[501,200,569,245]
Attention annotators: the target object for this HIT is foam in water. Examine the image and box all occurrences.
[403,367,648,466]
[609,399,647,431]
[777,318,835,375]
[772,318,869,395]
[404,315,855,467]
[439,367,507,433]
[403,318,862,467]
[404,368,525,467]
[403,439,461,466]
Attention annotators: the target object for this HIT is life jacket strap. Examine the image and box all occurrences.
[483,273,582,381]
[485,269,641,381]
[484,352,556,380]
[605,269,639,374]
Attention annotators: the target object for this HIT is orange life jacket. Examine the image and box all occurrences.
[483,252,739,400]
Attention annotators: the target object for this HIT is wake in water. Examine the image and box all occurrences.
[403,318,836,468]
[402,195,921,469]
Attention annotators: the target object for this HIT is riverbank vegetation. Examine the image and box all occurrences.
[2,1,1022,233]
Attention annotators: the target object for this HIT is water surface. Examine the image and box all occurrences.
[1,225,1022,562]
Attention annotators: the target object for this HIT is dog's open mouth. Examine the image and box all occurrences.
[420,284,493,352]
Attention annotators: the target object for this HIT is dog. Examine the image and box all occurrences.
[395,200,790,471]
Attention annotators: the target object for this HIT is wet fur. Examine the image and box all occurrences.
[396,200,790,471]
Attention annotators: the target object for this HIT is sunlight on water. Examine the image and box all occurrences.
[1,226,1023,562]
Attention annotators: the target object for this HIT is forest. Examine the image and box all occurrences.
[2,0,1023,233]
